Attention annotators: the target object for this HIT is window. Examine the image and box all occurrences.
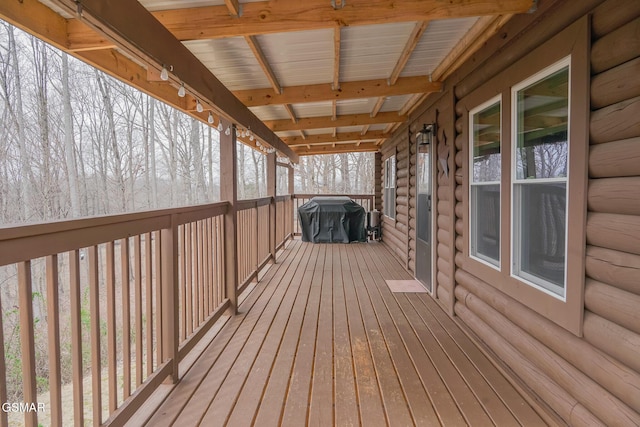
[470,97,501,268]
[384,155,396,219]
[512,57,570,298]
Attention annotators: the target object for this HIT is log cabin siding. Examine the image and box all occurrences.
[380,0,640,424]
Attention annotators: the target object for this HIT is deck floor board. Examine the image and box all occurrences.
[145,240,549,427]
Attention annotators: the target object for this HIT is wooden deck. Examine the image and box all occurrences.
[144,239,549,426]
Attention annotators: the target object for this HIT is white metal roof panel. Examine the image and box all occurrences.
[249,105,292,121]
[402,17,479,77]
[340,22,417,82]
[257,29,335,87]
[184,38,271,90]
[289,101,334,118]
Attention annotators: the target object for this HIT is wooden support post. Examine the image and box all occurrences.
[161,215,179,383]
[267,152,277,260]
[374,151,382,212]
[288,164,295,195]
[220,122,238,314]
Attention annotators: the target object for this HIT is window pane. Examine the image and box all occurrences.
[471,184,500,265]
[515,66,569,180]
[473,102,501,183]
[514,182,566,293]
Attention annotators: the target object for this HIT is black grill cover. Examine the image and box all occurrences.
[298,196,366,243]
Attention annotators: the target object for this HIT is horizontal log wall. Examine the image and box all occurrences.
[381,132,410,268]
[450,0,640,425]
[380,0,640,424]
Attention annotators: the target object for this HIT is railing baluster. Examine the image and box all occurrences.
[134,235,143,387]
[69,250,84,426]
[185,223,193,336]
[106,243,117,414]
[198,220,205,323]
[0,288,7,427]
[88,246,102,427]
[155,231,163,367]
[17,261,37,427]
[120,238,131,399]
[178,225,185,342]
[145,233,153,377]
[45,255,62,427]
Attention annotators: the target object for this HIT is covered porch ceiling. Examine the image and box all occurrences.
[1,0,535,159]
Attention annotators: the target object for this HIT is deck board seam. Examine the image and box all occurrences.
[202,240,318,425]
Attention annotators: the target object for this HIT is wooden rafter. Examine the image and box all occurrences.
[264,111,405,132]
[65,0,535,50]
[244,35,282,94]
[224,0,242,17]
[235,76,441,106]
[293,141,379,156]
[333,26,341,90]
[389,21,430,85]
[281,130,387,146]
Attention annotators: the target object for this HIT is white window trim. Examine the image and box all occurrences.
[384,155,396,219]
[510,56,571,301]
[469,95,502,270]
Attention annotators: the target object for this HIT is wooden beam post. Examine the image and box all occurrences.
[288,164,295,195]
[220,122,239,314]
[375,152,383,212]
[161,215,179,383]
[267,152,277,261]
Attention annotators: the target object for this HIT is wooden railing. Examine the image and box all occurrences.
[0,203,230,427]
[292,194,376,235]
[275,195,294,250]
[236,195,294,292]
[0,192,337,426]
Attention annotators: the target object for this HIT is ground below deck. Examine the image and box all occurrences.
[144,239,550,426]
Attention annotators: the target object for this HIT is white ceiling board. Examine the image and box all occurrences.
[380,95,413,112]
[290,101,334,118]
[340,22,417,82]
[249,105,292,121]
[184,38,272,90]
[257,29,335,87]
[402,17,479,77]
[139,0,265,12]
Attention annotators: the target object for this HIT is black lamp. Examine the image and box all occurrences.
[416,123,436,145]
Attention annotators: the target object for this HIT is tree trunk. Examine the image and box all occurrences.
[61,54,81,217]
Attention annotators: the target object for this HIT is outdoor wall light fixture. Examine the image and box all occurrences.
[416,123,436,146]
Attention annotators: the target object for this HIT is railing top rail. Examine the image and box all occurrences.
[0,201,229,267]
[236,196,273,211]
[275,195,293,203]
[292,193,375,200]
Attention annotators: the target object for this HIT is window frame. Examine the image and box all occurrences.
[384,155,396,219]
[510,57,571,299]
[459,17,589,336]
[469,95,502,270]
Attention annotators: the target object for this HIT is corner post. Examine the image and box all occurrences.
[267,152,277,260]
[161,214,179,383]
[220,122,238,315]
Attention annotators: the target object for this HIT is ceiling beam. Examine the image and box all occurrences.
[333,26,341,90]
[66,0,536,50]
[293,141,379,156]
[282,130,387,146]
[265,111,405,132]
[235,76,442,107]
[49,0,298,162]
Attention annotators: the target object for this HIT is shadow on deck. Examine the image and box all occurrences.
[137,239,549,426]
